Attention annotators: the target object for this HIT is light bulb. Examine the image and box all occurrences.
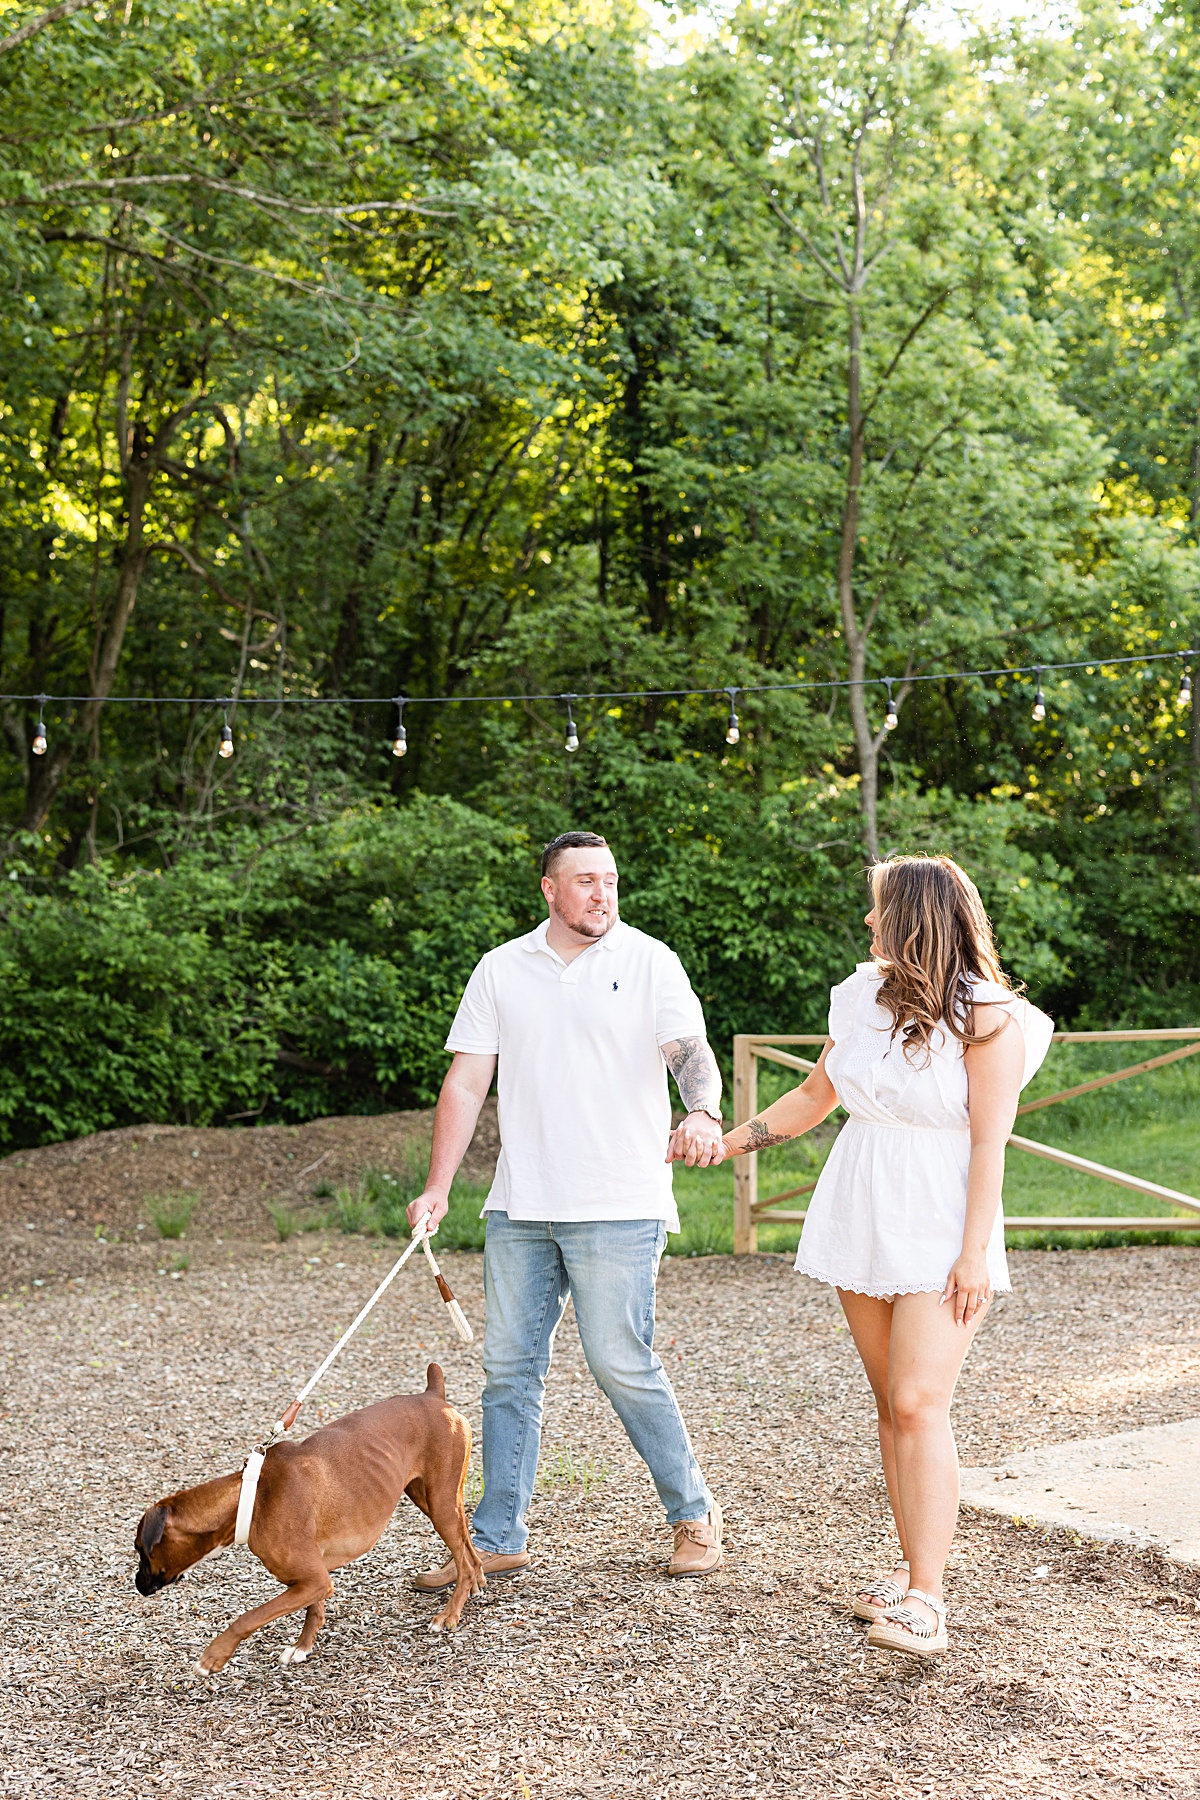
[392,725,408,757]
[726,714,740,746]
[1032,694,1046,722]
[32,722,47,756]
[884,692,898,731]
[1179,671,1192,709]
[219,724,234,759]
[565,729,579,754]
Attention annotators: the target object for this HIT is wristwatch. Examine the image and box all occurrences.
[688,1106,724,1125]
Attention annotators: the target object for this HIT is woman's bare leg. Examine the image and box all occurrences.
[837,1290,907,1563]
[884,1290,989,1624]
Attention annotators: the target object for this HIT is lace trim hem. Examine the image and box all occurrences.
[792,1259,1012,1300]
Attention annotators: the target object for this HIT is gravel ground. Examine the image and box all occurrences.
[3,1239,1200,1799]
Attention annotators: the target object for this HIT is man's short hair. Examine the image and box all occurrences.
[541,831,610,880]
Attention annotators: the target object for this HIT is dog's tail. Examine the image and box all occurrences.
[425,1362,446,1398]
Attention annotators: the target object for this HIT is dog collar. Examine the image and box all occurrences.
[234,1451,265,1548]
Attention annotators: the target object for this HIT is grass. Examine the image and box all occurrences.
[668,1047,1200,1257]
[260,1042,1198,1262]
[147,1193,199,1239]
[268,1202,302,1242]
[332,1189,374,1235]
[324,1143,490,1251]
[536,1445,608,1495]
[466,1448,610,1506]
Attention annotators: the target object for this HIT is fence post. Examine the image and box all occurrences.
[733,1034,757,1254]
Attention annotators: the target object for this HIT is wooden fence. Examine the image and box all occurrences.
[731,1028,1200,1255]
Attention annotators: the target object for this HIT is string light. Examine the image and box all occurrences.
[4,650,1195,763]
[391,695,408,757]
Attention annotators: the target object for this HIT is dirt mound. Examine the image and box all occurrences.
[0,1102,499,1240]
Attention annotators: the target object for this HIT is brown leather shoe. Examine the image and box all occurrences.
[412,1550,529,1593]
[668,1501,723,1577]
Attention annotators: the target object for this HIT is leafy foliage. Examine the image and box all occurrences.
[0,0,1198,1146]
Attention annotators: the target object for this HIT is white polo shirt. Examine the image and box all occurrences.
[445,917,708,1228]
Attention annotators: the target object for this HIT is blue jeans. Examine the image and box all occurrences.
[470,1213,713,1554]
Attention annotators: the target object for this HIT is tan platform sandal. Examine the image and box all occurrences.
[852,1558,909,1623]
[866,1588,948,1659]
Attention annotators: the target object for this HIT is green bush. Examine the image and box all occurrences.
[0,764,1191,1157]
[0,795,526,1150]
[0,870,273,1149]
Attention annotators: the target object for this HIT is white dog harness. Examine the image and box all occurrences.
[234,1450,265,1548]
[227,1219,472,1554]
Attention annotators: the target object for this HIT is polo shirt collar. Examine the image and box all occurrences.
[523,917,623,957]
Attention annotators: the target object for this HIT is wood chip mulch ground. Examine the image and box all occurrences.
[2,1231,1199,1799]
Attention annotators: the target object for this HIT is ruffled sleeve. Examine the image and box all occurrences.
[972,980,1054,1089]
[828,962,881,1046]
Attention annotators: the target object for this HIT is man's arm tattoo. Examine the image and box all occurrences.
[746,1117,791,1150]
[663,1036,723,1115]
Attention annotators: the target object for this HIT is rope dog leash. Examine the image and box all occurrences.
[421,1231,474,1344]
[234,1217,472,1546]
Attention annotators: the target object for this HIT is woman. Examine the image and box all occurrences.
[716,855,1051,1657]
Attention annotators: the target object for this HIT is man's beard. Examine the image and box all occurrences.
[560,906,612,938]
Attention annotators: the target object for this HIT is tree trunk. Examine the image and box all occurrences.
[836,301,880,860]
[329,429,404,692]
[20,458,151,833]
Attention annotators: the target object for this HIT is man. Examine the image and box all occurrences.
[406,830,726,1587]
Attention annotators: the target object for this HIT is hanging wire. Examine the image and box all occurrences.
[724,688,740,746]
[2,648,1191,727]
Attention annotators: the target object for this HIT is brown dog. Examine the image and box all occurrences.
[134,1364,485,1672]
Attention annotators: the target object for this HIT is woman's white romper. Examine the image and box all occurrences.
[794,962,1053,1299]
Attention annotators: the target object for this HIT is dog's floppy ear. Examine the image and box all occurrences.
[138,1502,168,1555]
[425,1362,446,1398]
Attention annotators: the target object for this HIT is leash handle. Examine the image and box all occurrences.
[421,1233,475,1343]
[267,1220,431,1439]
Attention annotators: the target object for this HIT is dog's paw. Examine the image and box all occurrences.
[193,1658,219,1678]
[280,1645,310,1666]
[427,1618,445,1635]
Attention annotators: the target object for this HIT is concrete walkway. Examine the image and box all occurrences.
[961,1416,1200,1565]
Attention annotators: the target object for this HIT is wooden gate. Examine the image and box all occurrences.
[731,1028,1200,1255]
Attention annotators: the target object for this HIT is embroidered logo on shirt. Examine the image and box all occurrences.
[612,981,619,991]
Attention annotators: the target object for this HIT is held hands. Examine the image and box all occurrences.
[665,1113,728,1168]
[941,1250,992,1326]
[406,1190,450,1237]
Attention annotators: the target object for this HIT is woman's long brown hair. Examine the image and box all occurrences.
[870,855,1018,1058]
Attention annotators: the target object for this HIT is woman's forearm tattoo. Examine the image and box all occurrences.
[746,1117,791,1150]
[663,1036,723,1115]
